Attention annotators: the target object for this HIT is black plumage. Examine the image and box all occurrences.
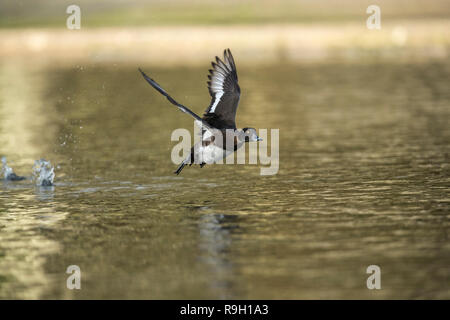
[203,49,241,129]
[139,49,260,175]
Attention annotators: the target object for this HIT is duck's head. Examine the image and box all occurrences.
[241,127,263,142]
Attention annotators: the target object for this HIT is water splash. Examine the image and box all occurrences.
[32,159,55,186]
[1,157,26,181]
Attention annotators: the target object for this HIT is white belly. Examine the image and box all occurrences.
[196,144,234,164]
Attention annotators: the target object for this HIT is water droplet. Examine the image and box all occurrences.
[32,159,55,186]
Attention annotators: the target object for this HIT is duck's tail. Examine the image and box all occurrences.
[174,161,188,175]
[174,155,206,175]
[174,151,193,175]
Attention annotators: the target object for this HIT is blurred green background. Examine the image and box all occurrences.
[1,0,450,28]
[1,0,449,67]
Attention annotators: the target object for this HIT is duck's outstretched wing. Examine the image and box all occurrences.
[139,68,214,130]
[203,49,241,129]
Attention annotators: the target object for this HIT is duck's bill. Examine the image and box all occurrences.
[257,136,263,141]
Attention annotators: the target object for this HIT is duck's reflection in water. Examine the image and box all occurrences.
[198,212,238,299]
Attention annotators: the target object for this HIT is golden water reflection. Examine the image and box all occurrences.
[0,58,449,299]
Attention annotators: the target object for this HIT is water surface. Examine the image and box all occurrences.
[0,60,449,299]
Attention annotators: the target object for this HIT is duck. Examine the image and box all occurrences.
[139,49,261,175]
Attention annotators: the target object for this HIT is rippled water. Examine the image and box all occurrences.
[0,60,449,299]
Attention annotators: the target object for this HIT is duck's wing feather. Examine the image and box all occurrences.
[139,68,214,130]
[203,49,240,129]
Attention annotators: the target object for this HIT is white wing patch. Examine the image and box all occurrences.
[209,67,226,113]
[205,49,239,121]
[209,91,223,113]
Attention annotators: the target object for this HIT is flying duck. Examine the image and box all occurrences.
[139,49,261,175]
